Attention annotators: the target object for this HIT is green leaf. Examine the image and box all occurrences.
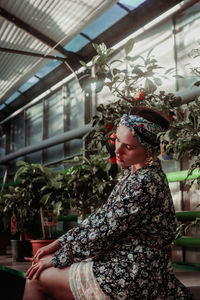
[146,48,154,58]
[165,68,175,75]
[132,67,144,76]
[173,75,184,79]
[153,77,162,86]
[92,43,99,53]
[14,166,28,181]
[41,193,52,205]
[110,59,123,65]
[53,201,62,216]
[144,78,157,93]
[124,38,134,56]
[16,160,26,167]
[80,60,87,68]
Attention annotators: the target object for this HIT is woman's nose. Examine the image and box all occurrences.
[115,142,123,154]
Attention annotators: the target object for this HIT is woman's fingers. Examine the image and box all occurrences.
[25,264,38,279]
[33,265,44,280]
[24,257,34,262]
[25,256,53,280]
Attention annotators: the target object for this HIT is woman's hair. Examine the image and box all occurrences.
[129,106,169,130]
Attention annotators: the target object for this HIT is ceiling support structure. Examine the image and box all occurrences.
[1,0,199,124]
[0,47,67,61]
[0,0,187,122]
[0,6,76,59]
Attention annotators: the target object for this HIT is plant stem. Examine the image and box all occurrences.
[19,208,23,241]
[40,207,46,239]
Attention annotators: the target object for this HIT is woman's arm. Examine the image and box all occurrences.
[52,181,144,268]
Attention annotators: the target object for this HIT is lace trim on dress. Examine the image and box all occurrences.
[69,260,110,300]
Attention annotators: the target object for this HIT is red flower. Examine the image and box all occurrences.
[108,132,116,144]
[135,91,145,101]
[169,110,175,121]
[106,124,114,133]
[109,156,117,163]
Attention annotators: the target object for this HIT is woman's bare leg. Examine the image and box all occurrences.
[23,266,74,300]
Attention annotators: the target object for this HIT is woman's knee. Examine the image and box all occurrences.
[38,266,74,300]
[24,266,74,300]
[23,279,46,299]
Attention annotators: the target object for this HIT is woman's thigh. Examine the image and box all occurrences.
[26,266,74,300]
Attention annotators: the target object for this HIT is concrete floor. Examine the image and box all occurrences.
[0,248,200,299]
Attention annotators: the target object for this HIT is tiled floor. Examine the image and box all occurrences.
[0,248,200,299]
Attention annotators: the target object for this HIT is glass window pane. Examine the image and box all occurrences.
[47,90,64,137]
[46,144,64,164]
[68,80,84,129]
[27,102,43,145]
[46,89,64,164]
[26,102,43,162]
[0,135,6,181]
[7,156,25,182]
[0,135,5,159]
[27,151,42,164]
[68,80,84,154]
[13,112,25,151]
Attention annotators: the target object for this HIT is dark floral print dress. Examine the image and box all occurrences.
[52,160,193,299]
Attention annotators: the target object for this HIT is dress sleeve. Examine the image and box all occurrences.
[52,178,145,268]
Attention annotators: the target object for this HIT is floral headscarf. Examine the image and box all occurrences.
[119,114,163,153]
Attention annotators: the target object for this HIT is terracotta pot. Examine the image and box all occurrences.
[30,239,55,256]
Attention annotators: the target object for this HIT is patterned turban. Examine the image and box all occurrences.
[119,114,163,153]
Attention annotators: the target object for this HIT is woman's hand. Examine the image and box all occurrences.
[25,239,61,263]
[25,254,53,280]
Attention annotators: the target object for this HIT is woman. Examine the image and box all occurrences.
[23,106,193,300]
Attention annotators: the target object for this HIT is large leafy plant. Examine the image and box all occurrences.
[0,168,36,240]
[64,154,118,220]
[80,39,177,98]
[0,185,34,240]
[81,40,182,160]
[13,161,69,239]
[81,41,200,177]
[0,170,10,234]
[159,47,200,187]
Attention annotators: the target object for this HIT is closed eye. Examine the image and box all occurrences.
[116,136,136,150]
[125,145,136,150]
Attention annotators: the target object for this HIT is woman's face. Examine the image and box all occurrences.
[115,124,148,170]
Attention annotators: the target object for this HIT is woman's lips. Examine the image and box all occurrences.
[116,156,124,162]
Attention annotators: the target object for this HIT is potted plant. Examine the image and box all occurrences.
[0,201,10,255]
[0,184,33,261]
[13,161,69,255]
[0,170,10,255]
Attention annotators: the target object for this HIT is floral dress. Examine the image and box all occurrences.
[52,160,193,299]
